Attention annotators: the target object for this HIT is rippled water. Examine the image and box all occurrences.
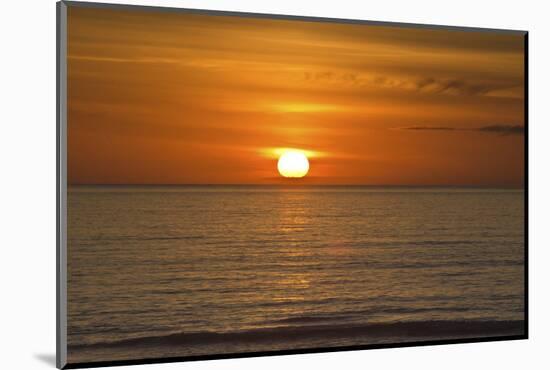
[67,186,524,362]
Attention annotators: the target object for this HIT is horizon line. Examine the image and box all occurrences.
[67,183,525,189]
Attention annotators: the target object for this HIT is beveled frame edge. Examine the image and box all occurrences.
[57,1,68,368]
[56,1,529,369]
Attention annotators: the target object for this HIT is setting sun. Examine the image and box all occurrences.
[277,151,310,178]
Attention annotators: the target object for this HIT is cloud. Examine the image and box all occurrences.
[477,125,525,135]
[401,126,457,131]
[303,71,522,98]
[68,55,181,64]
[398,125,524,135]
[404,76,522,97]
[362,74,522,98]
[413,77,497,96]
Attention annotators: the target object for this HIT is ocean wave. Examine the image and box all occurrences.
[265,305,499,326]
[74,235,205,242]
[68,320,524,349]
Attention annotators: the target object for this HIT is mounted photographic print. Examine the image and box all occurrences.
[56,1,528,368]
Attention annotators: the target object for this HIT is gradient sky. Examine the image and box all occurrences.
[67,6,525,186]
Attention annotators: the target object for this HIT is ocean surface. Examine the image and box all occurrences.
[67,186,525,363]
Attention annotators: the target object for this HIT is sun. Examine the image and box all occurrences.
[277,151,310,178]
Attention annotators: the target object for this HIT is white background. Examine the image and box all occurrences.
[1,0,548,369]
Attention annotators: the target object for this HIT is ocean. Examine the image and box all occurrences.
[67,186,525,363]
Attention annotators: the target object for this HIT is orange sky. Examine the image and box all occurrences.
[67,5,525,186]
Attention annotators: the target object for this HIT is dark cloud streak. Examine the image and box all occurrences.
[413,77,496,96]
[477,125,525,135]
[399,125,524,135]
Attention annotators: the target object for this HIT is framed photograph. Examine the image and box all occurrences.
[57,1,528,368]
